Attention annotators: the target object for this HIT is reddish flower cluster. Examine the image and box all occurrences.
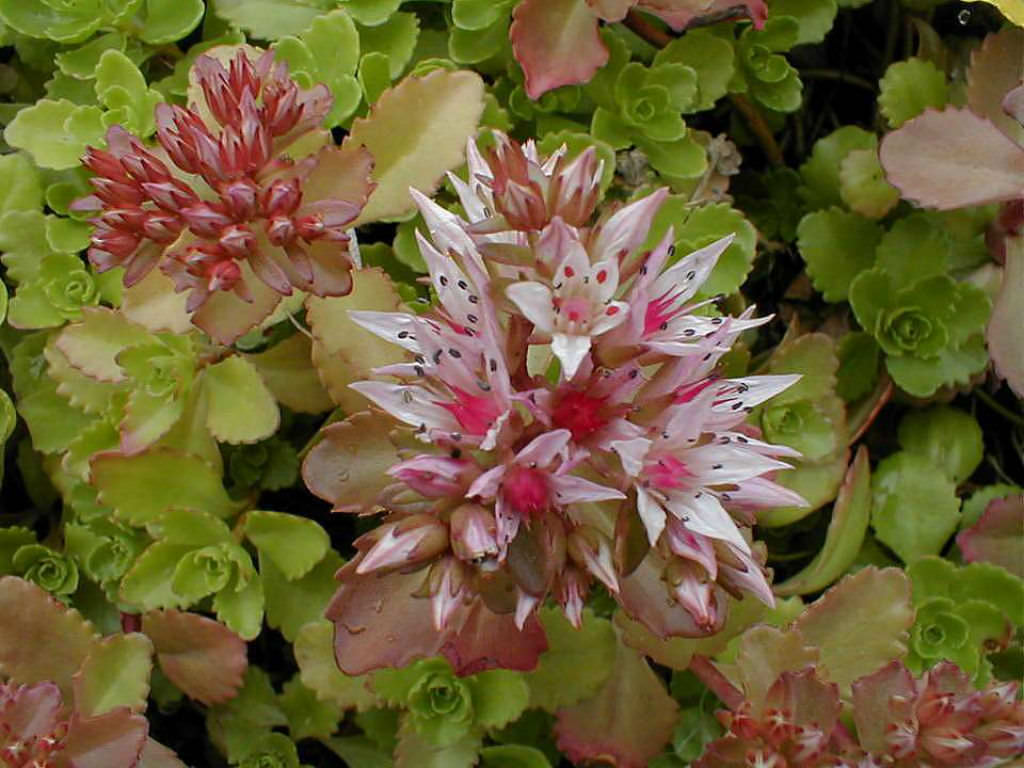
[75,47,373,343]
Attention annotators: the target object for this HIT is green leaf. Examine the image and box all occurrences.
[74,633,153,716]
[871,451,961,562]
[360,12,420,79]
[524,608,615,712]
[839,148,899,219]
[0,0,104,43]
[0,152,43,215]
[360,51,394,104]
[207,667,288,763]
[0,528,35,574]
[350,68,486,223]
[453,0,511,30]
[323,736,394,768]
[897,406,984,485]
[0,210,54,284]
[878,58,949,128]
[799,125,877,209]
[4,99,106,170]
[797,208,882,302]
[138,0,205,44]
[875,214,951,287]
[212,0,324,39]
[343,0,401,26]
[960,484,1023,529]
[263,550,345,642]
[95,50,163,136]
[92,450,240,525]
[885,334,988,398]
[775,447,872,595]
[213,571,264,640]
[202,356,280,444]
[653,30,734,112]
[836,332,880,402]
[244,510,328,580]
[294,619,377,711]
[279,676,342,741]
[394,716,481,768]
[467,670,529,730]
[770,0,838,45]
[638,133,708,180]
[479,745,551,768]
[120,541,196,610]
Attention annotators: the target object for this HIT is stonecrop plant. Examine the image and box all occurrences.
[0,0,1022,767]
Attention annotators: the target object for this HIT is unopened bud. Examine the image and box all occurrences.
[665,558,718,632]
[449,504,499,564]
[355,514,449,575]
[567,526,619,594]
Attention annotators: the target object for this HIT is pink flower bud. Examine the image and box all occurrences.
[355,514,450,575]
[567,526,619,594]
[449,504,500,564]
[665,558,718,631]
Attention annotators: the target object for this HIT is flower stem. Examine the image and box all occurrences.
[622,10,674,48]
[689,654,745,710]
[729,94,785,167]
[976,389,1024,429]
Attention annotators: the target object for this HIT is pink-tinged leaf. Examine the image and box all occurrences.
[136,738,188,768]
[554,627,678,768]
[441,603,548,676]
[59,709,148,768]
[302,144,376,220]
[72,633,153,717]
[55,307,153,383]
[301,411,403,514]
[587,0,634,21]
[510,0,607,99]
[638,0,767,31]
[0,576,99,704]
[956,494,1024,578]
[968,27,1024,146]
[989,235,1024,397]
[121,268,192,336]
[793,566,913,696]
[732,626,819,716]
[326,563,446,675]
[243,334,334,414]
[3,682,63,741]
[879,108,1024,209]
[142,611,248,706]
[849,660,916,753]
[191,265,282,346]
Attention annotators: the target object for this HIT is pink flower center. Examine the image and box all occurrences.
[439,387,502,436]
[643,287,686,336]
[502,466,550,518]
[552,390,609,441]
[647,455,692,490]
[554,295,593,325]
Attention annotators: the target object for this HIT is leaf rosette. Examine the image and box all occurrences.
[10,543,80,596]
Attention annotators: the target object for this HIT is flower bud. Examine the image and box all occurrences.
[567,525,619,594]
[449,504,499,564]
[665,558,718,631]
[355,514,449,575]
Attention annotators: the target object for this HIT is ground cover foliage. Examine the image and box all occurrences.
[0,0,1022,766]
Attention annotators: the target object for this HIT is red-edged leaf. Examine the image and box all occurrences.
[639,0,767,31]
[441,603,548,676]
[967,27,1024,146]
[554,627,678,768]
[510,0,607,99]
[879,108,1024,210]
[989,235,1024,397]
[191,265,282,346]
[956,494,1024,578]
[142,611,248,706]
[136,738,188,768]
[60,709,148,768]
[326,563,446,675]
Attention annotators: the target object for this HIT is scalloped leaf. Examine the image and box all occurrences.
[732,625,819,713]
[878,58,949,128]
[653,30,734,112]
[202,356,280,444]
[898,406,983,485]
[967,26,1024,146]
[56,307,153,384]
[0,576,99,702]
[91,449,241,525]
[262,550,346,642]
[956,495,1024,578]
[395,716,481,768]
[793,566,913,695]
[279,676,343,741]
[3,99,106,170]
[143,610,248,706]
[871,451,961,563]
[875,213,950,287]
[479,745,552,768]
[294,619,377,712]
[797,209,882,303]
[509,0,605,99]
[306,267,405,411]
[469,669,530,731]
[839,148,899,219]
[244,510,328,580]
[523,608,615,712]
[243,334,334,414]
[879,108,1024,210]
[63,708,149,768]
[799,125,878,209]
[212,0,323,39]
[349,68,485,223]
[774,447,872,596]
[554,628,678,768]
[0,152,43,215]
[73,633,153,717]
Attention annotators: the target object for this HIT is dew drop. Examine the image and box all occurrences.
[957,8,971,24]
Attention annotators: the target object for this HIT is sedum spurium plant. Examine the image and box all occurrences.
[0,1,1021,767]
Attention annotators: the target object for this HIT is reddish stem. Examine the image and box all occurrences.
[689,654,745,710]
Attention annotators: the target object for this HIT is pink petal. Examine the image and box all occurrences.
[879,108,1024,209]
[510,0,608,99]
[515,429,572,468]
[507,280,555,332]
[550,473,625,505]
[591,188,669,264]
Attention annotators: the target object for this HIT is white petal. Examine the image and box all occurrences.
[467,464,506,499]
[591,188,668,262]
[348,310,420,352]
[667,490,750,554]
[550,474,625,505]
[654,234,734,305]
[349,381,456,433]
[636,486,668,545]
[610,437,652,477]
[447,170,489,223]
[515,429,571,468]
[588,301,630,335]
[713,374,801,412]
[551,333,591,380]
[507,281,555,332]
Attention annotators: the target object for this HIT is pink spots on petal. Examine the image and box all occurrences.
[502,466,550,518]
[605,305,620,316]
[596,268,608,284]
[564,265,576,278]
[560,296,592,324]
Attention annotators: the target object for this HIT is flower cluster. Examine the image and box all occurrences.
[307,133,806,675]
[74,47,374,343]
[696,661,1024,767]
